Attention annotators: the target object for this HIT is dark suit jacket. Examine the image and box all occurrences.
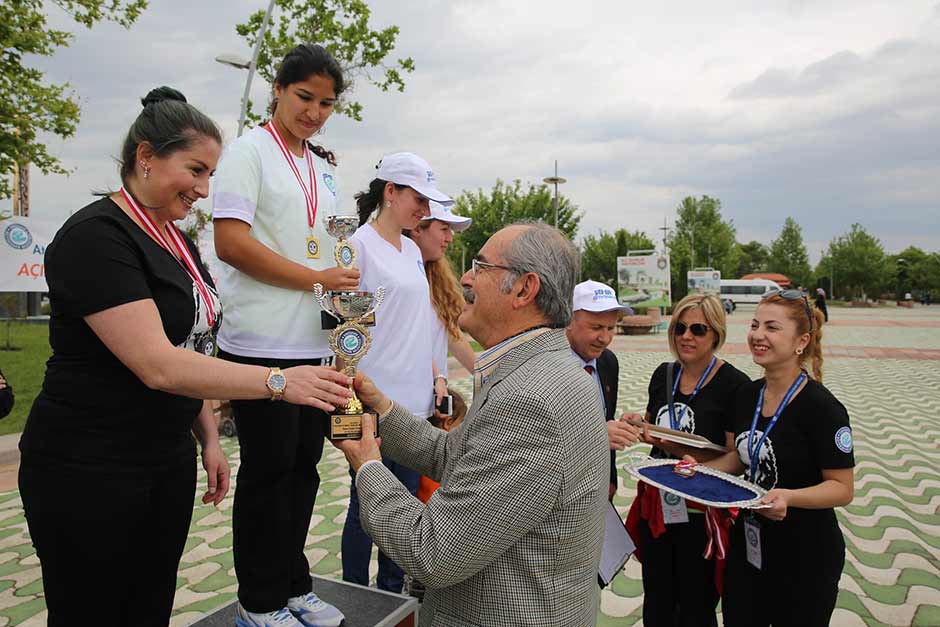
[595,349,619,487]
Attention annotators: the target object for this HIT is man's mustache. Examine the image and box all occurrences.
[463,288,475,304]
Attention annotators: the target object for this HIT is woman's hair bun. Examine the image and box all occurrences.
[141,86,187,108]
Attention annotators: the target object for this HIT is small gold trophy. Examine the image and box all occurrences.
[314,215,384,440]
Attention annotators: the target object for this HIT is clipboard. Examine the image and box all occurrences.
[598,501,635,586]
[625,418,729,453]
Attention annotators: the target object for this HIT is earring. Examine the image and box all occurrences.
[384,201,391,209]
[140,161,150,179]
[796,347,804,355]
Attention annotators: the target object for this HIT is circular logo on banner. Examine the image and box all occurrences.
[338,328,365,356]
[746,525,759,547]
[307,239,319,257]
[339,245,354,266]
[4,223,32,250]
[663,492,681,506]
[657,257,668,270]
[834,426,853,453]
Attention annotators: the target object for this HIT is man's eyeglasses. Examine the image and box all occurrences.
[471,258,514,278]
[762,289,815,333]
[674,322,710,337]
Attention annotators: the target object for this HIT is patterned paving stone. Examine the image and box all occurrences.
[0,306,936,625]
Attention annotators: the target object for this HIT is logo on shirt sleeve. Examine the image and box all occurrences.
[834,426,853,454]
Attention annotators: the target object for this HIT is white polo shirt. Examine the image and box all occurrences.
[351,224,434,417]
[211,126,341,358]
[430,310,448,379]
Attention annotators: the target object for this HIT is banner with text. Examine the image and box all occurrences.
[617,253,671,308]
[687,269,721,296]
[0,216,63,292]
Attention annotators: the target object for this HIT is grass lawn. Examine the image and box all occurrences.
[0,322,50,436]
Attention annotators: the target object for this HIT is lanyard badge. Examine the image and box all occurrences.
[747,371,807,483]
[264,122,320,257]
[120,188,216,329]
[667,355,717,430]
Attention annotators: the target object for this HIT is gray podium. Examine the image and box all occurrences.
[188,575,419,627]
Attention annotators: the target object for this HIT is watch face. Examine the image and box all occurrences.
[269,373,286,390]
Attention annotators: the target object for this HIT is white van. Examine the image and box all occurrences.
[719,279,781,306]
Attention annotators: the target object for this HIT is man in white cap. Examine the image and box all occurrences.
[567,280,641,500]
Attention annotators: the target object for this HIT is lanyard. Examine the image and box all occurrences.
[120,188,216,327]
[747,371,807,482]
[264,121,318,228]
[667,355,717,430]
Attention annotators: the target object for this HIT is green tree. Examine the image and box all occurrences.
[581,229,655,286]
[235,0,415,123]
[0,0,148,200]
[768,217,812,288]
[734,240,770,278]
[825,223,887,300]
[666,196,739,301]
[446,179,581,275]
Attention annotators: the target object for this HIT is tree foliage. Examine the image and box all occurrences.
[581,229,655,287]
[445,179,581,275]
[823,223,886,299]
[666,196,739,301]
[768,217,812,288]
[0,0,148,200]
[734,240,769,278]
[235,0,415,123]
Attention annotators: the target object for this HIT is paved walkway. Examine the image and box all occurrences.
[0,306,935,625]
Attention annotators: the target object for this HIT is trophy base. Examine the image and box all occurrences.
[330,411,378,441]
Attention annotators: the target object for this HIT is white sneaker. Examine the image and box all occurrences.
[235,603,303,627]
[287,591,346,627]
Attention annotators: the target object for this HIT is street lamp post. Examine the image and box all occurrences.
[215,0,277,137]
[542,160,566,228]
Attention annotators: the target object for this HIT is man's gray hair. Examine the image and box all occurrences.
[500,221,580,328]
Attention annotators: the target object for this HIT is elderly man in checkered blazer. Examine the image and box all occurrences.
[337,222,610,627]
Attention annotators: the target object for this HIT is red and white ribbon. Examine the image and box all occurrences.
[120,188,216,327]
[264,121,319,228]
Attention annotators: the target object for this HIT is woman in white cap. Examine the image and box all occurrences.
[341,152,454,593]
[407,201,476,376]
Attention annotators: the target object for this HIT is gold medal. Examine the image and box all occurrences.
[306,236,321,259]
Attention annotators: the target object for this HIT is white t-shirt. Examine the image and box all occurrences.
[211,126,342,358]
[351,224,434,417]
[430,310,448,379]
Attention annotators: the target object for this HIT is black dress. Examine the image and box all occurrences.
[18,197,221,627]
[637,361,750,627]
[722,378,855,627]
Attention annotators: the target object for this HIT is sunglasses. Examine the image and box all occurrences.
[674,322,710,337]
[762,289,814,333]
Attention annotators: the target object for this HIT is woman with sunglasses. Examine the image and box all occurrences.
[625,293,749,627]
[340,152,453,593]
[688,290,854,627]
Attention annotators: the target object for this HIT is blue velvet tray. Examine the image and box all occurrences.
[624,459,767,509]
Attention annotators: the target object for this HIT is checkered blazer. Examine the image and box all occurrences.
[356,328,609,626]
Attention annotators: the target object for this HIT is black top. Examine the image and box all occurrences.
[730,377,855,576]
[0,368,13,419]
[646,360,750,458]
[20,197,221,472]
[595,349,619,486]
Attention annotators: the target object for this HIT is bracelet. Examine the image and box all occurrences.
[434,374,447,383]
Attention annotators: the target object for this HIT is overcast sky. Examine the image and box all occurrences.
[19,0,940,262]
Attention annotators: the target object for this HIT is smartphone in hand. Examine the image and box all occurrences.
[435,394,453,417]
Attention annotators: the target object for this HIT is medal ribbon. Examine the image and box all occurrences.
[667,355,717,430]
[120,188,216,327]
[264,121,318,228]
[747,371,807,482]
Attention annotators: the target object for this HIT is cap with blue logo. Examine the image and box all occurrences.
[573,280,632,313]
[422,201,472,232]
[375,152,453,205]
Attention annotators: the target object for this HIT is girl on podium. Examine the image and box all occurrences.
[212,44,356,627]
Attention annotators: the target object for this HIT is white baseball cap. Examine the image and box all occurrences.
[376,152,453,205]
[422,201,472,232]
[573,280,632,313]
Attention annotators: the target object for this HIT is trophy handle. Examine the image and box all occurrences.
[363,286,385,318]
[313,283,340,320]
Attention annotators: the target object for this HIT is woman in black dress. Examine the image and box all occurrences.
[693,290,854,627]
[18,87,352,627]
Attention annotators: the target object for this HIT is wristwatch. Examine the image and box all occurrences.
[266,367,287,401]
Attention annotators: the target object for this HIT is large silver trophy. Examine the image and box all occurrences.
[314,216,384,440]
